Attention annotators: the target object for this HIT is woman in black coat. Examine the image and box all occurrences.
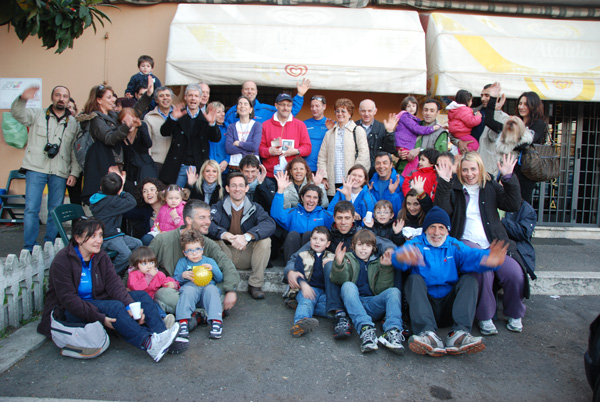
[435,151,527,336]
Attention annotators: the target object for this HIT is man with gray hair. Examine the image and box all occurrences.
[159,84,221,186]
[199,82,210,113]
[143,86,174,174]
[356,99,397,175]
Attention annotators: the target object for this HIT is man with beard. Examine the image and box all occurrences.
[11,85,80,251]
[392,206,507,357]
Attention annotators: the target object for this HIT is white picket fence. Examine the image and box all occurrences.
[0,240,63,332]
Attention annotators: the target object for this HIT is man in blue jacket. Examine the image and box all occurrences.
[224,79,311,126]
[208,172,276,299]
[392,207,507,357]
[369,152,404,214]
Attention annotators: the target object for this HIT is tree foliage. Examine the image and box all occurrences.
[0,0,116,53]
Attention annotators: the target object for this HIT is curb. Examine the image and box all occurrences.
[0,320,46,374]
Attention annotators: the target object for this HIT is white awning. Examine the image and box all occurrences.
[165,4,427,94]
[426,13,600,101]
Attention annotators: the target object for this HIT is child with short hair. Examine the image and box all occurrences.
[395,96,442,175]
[154,185,190,233]
[174,230,224,339]
[402,148,440,199]
[125,55,162,98]
[289,226,335,337]
[127,247,179,323]
[89,170,142,274]
[330,230,405,354]
[446,89,482,153]
[363,200,405,246]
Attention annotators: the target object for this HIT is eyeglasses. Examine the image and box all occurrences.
[375,210,392,215]
[311,96,326,104]
[184,247,204,255]
[96,85,105,96]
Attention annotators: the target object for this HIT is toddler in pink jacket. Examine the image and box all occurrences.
[154,184,190,233]
[446,89,482,153]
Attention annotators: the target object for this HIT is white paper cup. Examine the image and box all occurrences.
[129,302,142,320]
[364,211,373,223]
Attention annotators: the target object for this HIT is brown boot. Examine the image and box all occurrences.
[248,285,265,299]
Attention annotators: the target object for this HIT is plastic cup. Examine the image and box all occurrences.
[364,211,373,223]
[129,301,142,320]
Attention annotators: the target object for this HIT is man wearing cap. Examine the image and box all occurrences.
[304,95,328,172]
[259,93,312,179]
[225,79,311,126]
[392,206,508,357]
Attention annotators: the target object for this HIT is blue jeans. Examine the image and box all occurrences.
[103,235,143,274]
[323,261,344,316]
[24,171,67,250]
[340,282,403,332]
[64,291,166,350]
[176,164,192,188]
[294,287,327,324]
[175,283,222,322]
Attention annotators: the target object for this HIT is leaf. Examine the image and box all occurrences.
[55,13,62,25]
[78,6,89,19]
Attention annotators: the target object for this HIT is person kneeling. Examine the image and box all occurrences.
[392,207,507,357]
[330,230,405,355]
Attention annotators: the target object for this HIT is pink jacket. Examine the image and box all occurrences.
[155,201,186,232]
[447,104,482,139]
[127,269,179,299]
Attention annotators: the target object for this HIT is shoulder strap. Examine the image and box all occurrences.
[353,126,358,159]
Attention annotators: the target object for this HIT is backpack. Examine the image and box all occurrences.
[50,309,110,359]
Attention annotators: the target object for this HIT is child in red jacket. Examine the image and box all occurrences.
[402,148,439,200]
[446,90,482,153]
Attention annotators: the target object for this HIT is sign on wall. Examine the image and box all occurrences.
[0,78,43,109]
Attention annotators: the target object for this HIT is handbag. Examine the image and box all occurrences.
[50,308,110,359]
[2,112,28,149]
[520,143,559,182]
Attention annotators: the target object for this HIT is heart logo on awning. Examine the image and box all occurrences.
[285,65,308,77]
[553,80,573,90]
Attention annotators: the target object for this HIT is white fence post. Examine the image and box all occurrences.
[0,240,61,332]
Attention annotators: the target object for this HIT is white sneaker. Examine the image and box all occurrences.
[479,319,498,336]
[147,322,180,362]
[507,317,523,333]
[163,314,176,329]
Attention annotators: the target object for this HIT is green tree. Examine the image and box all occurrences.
[0,0,116,53]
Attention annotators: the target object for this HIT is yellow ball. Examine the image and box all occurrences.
[192,264,213,287]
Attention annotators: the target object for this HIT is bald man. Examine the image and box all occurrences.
[356,99,396,175]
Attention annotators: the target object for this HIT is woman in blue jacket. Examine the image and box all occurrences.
[328,164,375,224]
[271,171,333,261]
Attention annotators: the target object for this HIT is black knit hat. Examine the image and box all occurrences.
[422,206,451,231]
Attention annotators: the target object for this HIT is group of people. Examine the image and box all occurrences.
[10,54,544,360]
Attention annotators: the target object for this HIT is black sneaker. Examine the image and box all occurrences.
[168,337,190,354]
[359,325,379,353]
[333,312,351,339]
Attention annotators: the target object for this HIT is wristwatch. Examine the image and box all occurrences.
[244,233,252,242]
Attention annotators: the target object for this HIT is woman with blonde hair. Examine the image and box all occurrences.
[435,151,529,336]
[186,159,224,205]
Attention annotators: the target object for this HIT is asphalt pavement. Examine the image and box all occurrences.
[0,292,597,401]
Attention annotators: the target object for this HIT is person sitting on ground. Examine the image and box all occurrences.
[401,148,439,200]
[37,217,184,362]
[435,152,527,336]
[239,155,276,212]
[208,172,276,300]
[328,164,376,223]
[174,230,224,340]
[392,207,507,357]
[289,226,335,338]
[127,246,178,322]
[149,200,239,317]
[89,170,142,274]
[271,170,333,262]
[397,177,433,242]
[124,178,166,246]
[282,156,328,209]
[331,230,405,355]
[363,200,405,246]
[285,201,396,340]
[186,159,224,205]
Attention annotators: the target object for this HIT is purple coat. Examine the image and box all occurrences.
[395,111,436,150]
[226,120,262,160]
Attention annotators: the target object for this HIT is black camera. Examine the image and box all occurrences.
[44,143,60,159]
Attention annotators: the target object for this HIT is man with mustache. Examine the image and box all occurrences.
[11,85,80,251]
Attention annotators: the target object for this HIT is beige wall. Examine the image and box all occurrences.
[0,3,420,190]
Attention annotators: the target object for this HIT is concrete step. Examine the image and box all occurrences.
[534,226,600,240]
[238,266,600,296]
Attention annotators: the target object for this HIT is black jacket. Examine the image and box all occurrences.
[208,196,276,241]
[159,113,221,184]
[356,119,396,167]
[503,201,537,279]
